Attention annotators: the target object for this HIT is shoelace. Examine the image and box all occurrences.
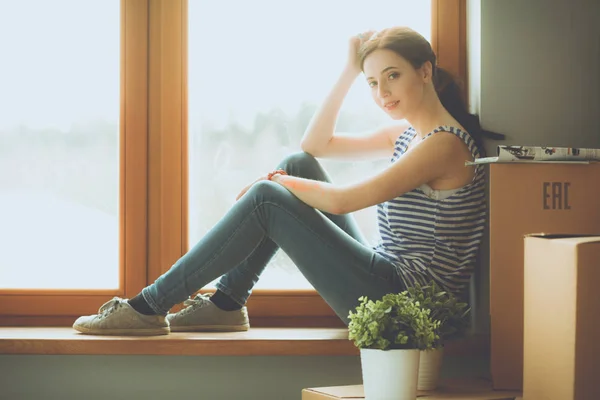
[180,294,211,315]
[97,297,125,318]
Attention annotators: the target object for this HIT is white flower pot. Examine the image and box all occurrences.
[417,347,444,390]
[360,348,420,400]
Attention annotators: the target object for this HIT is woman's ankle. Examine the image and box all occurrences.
[128,293,159,316]
[210,290,243,311]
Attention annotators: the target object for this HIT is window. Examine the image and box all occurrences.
[0,0,148,323]
[188,1,431,291]
[2,0,467,327]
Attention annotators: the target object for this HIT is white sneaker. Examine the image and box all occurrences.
[73,297,170,336]
[166,293,250,332]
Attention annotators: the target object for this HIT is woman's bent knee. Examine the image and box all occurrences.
[246,180,287,203]
[277,151,328,182]
[278,151,318,171]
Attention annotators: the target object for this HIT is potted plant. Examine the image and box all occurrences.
[348,292,440,400]
[406,282,471,390]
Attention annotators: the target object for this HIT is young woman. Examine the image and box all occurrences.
[73,27,500,335]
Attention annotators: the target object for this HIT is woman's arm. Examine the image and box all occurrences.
[270,174,343,214]
[300,31,400,161]
[274,132,473,215]
[300,66,360,155]
[335,132,474,214]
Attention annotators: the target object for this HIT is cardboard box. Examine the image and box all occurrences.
[302,378,522,399]
[523,234,600,400]
[488,163,600,389]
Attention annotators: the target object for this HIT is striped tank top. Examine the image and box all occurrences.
[373,125,486,295]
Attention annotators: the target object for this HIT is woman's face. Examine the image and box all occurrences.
[362,49,428,120]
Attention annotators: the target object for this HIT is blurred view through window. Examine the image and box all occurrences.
[0,1,120,289]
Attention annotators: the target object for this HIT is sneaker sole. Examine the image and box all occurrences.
[73,325,170,336]
[169,324,250,332]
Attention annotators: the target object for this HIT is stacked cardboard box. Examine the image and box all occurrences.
[523,235,600,400]
[488,163,600,389]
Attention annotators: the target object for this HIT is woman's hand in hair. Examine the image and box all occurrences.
[347,30,375,74]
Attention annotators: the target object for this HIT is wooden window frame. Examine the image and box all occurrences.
[0,0,468,328]
[431,0,468,93]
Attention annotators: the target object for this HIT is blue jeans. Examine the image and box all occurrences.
[142,152,406,325]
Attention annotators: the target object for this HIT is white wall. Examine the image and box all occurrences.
[468,0,600,334]
[479,0,600,153]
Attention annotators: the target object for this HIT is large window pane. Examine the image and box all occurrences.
[0,1,120,289]
[189,1,431,289]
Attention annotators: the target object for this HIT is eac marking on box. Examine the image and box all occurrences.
[543,182,571,210]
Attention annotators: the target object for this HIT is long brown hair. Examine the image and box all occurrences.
[358,27,504,152]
